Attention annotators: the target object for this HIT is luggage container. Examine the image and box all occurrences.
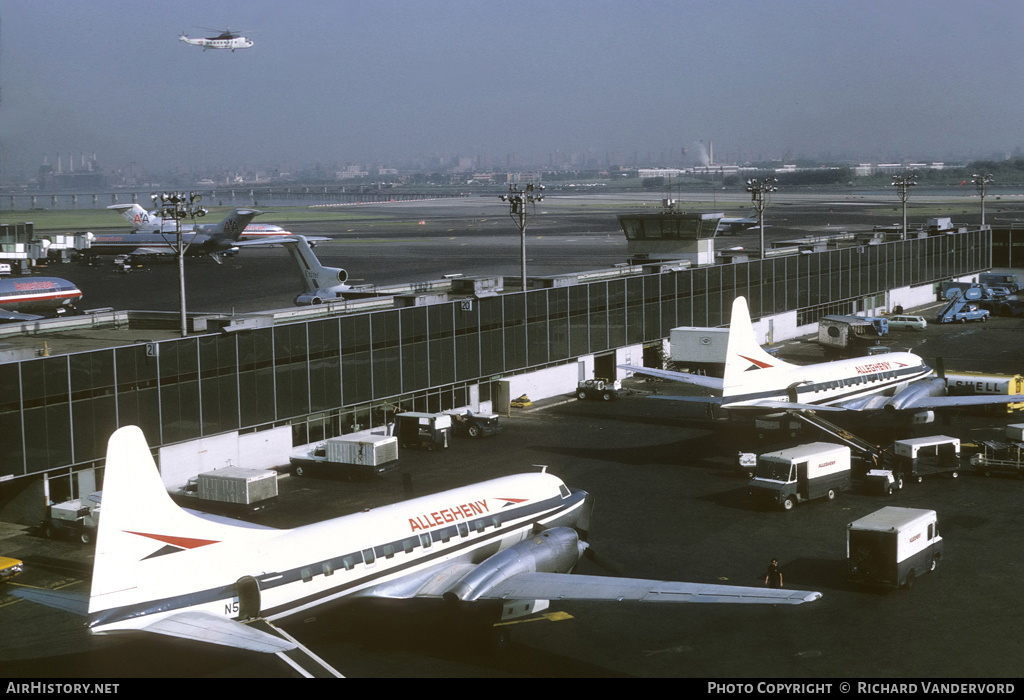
[191,467,278,512]
[892,436,961,483]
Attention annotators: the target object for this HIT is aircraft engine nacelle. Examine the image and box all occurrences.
[295,292,324,306]
[330,267,348,285]
[883,378,946,412]
[443,527,584,603]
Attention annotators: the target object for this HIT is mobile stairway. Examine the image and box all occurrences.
[785,410,900,493]
[245,618,345,678]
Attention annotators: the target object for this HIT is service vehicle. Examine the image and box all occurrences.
[887,314,927,331]
[817,315,888,356]
[944,371,1024,413]
[847,507,943,589]
[449,410,501,438]
[747,442,852,510]
[936,287,989,324]
[0,556,23,583]
[980,272,1022,294]
[290,435,399,478]
[892,435,961,482]
[41,491,101,544]
[576,379,621,401]
[394,412,452,450]
[970,440,1024,478]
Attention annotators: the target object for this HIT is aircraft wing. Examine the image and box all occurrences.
[0,309,45,322]
[359,562,818,605]
[617,364,724,391]
[878,393,1022,412]
[233,236,331,247]
[447,572,819,605]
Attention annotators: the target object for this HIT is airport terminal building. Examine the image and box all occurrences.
[0,225,992,514]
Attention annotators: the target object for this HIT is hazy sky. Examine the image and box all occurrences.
[3,0,1023,175]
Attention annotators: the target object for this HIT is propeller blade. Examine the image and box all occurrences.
[582,544,625,576]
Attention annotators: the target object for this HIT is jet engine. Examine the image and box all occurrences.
[443,527,584,603]
[883,377,946,412]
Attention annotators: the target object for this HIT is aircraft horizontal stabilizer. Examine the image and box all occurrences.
[142,612,297,654]
[617,364,724,391]
[470,571,821,605]
[11,586,90,616]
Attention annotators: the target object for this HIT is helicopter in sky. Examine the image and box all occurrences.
[179,28,254,51]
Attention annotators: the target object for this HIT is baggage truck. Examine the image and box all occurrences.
[847,507,943,589]
[892,435,961,483]
[747,442,852,510]
[818,316,888,357]
[290,435,399,479]
[394,412,452,450]
[41,491,102,544]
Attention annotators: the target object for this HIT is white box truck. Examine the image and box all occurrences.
[747,442,851,510]
[290,435,399,479]
[847,507,943,589]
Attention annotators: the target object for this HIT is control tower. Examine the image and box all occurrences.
[617,200,723,266]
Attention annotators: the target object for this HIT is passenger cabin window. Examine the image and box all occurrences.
[457,523,469,538]
[362,548,375,567]
[419,533,432,549]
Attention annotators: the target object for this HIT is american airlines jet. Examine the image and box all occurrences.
[108,204,293,241]
[620,295,1018,417]
[16,426,819,673]
[0,276,83,322]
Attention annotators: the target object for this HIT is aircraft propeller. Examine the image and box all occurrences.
[581,542,625,576]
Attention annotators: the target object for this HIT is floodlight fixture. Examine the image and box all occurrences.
[971,173,993,227]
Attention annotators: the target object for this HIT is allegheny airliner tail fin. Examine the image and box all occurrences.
[722,296,795,396]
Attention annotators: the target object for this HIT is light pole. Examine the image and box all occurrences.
[972,173,993,228]
[152,191,207,337]
[746,177,777,259]
[500,183,544,290]
[891,171,917,236]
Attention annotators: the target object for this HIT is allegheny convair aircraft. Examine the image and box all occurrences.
[16,426,819,673]
[620,295,1018,419]
[0,276,83,322]
[109,204,293,241]
[179,28,253,51]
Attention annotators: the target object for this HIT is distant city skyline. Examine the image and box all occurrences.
[3,1,1023,181]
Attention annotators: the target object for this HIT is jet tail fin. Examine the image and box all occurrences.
[282,236,349,298]
[107,203,150,229]
[722,296,794,396]
[209,209,263,242]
